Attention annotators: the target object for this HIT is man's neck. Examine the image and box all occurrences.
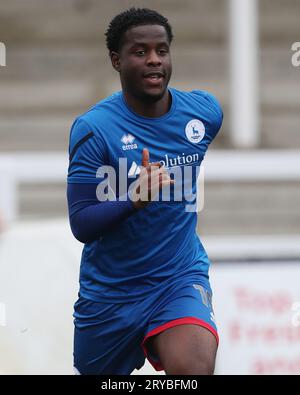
[123,90,171,118]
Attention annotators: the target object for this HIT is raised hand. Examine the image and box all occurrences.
[130,148,174,210]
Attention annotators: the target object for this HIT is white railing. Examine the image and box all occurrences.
[0,153,68,223]
[0,150,300,224]
[229,0,260,148]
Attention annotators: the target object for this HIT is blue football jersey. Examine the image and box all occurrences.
[67,88,223,302]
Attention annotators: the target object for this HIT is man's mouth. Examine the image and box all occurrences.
[143,71,165,84]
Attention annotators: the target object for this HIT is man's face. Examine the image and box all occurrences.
[113,24,172,102]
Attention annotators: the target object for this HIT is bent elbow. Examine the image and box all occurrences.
[70,224,86,243]
[69,219,89,244]
[69,218,100,244]
[73,230,89,244]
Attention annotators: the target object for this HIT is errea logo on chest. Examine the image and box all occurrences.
[121,133,138,151]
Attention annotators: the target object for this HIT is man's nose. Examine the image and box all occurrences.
[146,50,162,66]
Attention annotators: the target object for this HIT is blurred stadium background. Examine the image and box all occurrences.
[0,0,300,375]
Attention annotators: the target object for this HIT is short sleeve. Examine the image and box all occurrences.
[203,92,223,124]
[191,90,223,150]
[67,118,107,184]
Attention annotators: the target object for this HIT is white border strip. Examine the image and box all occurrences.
[204,150,300,181]
[204,234,300,261]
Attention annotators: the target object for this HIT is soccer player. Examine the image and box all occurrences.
[67,8,223,375]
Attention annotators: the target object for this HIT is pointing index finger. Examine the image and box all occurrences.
[142,148,150,168]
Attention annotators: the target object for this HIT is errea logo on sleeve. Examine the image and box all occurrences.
[0,42,6,67]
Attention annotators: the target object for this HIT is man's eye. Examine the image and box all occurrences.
[159,49,169,55]
[136,51,145,56]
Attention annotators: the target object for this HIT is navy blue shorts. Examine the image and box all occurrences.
[73,277,218,375]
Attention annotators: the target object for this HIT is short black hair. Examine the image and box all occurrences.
[105,7,173,54]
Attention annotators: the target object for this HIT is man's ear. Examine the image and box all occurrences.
[111,51,121,72]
